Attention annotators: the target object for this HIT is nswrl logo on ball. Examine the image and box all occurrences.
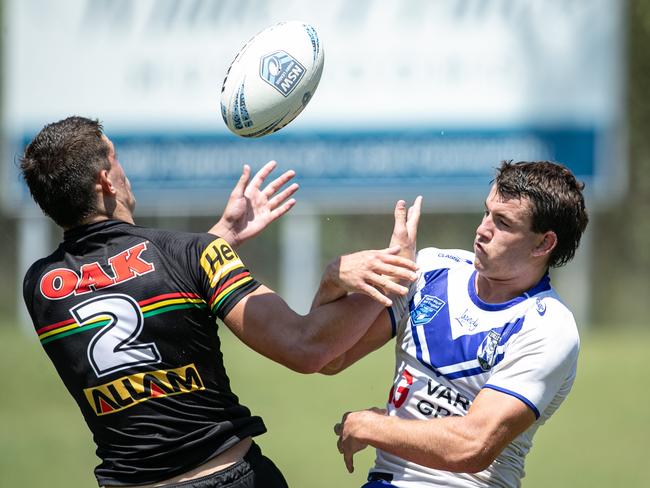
[260,51,306,97]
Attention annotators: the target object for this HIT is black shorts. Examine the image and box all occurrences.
[162,443,288,488]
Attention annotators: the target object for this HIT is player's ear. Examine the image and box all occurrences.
[97,168,117,196]
[532,231,557,258]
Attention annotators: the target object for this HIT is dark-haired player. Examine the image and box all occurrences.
[324,161,589,487]
[20,116,418,488]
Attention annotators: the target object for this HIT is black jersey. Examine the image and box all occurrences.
[23,220,266,486]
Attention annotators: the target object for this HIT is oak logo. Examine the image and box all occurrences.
[40,242,155,300]
[84,363,205,416]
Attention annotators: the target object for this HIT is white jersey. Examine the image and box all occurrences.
[372,248,580,488]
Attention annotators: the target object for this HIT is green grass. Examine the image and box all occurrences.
[1,324,648,487]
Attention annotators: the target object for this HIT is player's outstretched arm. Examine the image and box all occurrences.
[312,196,423,310]
[222,248,417,374]
[314,197,424,375]
[334,388,536,474]
[209,161,299,247]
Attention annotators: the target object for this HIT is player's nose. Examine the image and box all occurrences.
[475,216,493,242]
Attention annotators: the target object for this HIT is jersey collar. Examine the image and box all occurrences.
[467,269,551,311]
[63,219,131,242]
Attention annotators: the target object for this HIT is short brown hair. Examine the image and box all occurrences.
[494,160,589,268]
[20,116,110,228]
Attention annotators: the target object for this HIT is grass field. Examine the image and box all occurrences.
[1,323,648,487]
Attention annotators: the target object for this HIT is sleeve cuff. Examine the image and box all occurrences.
[387,306,397,338]
[482,384,541,419]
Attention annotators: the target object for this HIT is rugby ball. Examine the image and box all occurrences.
[220,21,324,137]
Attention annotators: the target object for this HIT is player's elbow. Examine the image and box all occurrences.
[317,356,346,375]
[461,452,495,474]
[446,444,498,473]
[277,343,328,374]
[285,358,323,374]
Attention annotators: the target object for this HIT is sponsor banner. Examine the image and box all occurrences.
[84,363,205,416]
[4,0,624,211]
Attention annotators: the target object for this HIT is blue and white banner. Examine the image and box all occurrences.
[4,0,625,212]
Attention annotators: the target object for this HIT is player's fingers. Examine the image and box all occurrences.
[231,165,251,197]
[368,275,409,296]
[250,160,278,190]
[358,283,392,307]
[267,183,300,209]
[366,272,409,296]
[394,199,407,222]
[370,276,411,297]
[334,422,342,435]
[370,407,388,415]
[381,245,402,256]
[407,195,423,236]
[344,451,354,473]
[268,199,297,221]
[380,260,418,277]
[263,169,296,197]
[393,199,407,233]
[376,251,419,271]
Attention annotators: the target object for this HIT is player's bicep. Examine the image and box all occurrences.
[221,284,303,363]
[465,387,536,463]
[319,307,393,375]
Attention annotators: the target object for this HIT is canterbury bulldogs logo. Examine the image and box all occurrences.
[410,295,446,326]
[260,51,305,97]
[477,330,501,371]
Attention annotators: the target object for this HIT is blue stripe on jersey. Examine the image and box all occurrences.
[387,306,397,338]
[410,268,526,380]
[468,270,551,311]
[483,384,541,419]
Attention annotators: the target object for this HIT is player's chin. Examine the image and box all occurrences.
[473,253,489,273]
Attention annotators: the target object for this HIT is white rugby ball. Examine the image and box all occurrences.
[220,20,324,137]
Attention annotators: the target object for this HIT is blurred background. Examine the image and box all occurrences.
[1,1,648,487]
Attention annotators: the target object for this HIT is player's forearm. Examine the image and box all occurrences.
[350,412,492,473]
[310,257,348,311]
[293,294,385,373]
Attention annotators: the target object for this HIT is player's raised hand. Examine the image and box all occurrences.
[334,407,387,473]
[324,246,418,307]
[209,161,299,247]
[390,196,423,261]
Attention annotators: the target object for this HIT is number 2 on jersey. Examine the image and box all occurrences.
[70,293,161,378]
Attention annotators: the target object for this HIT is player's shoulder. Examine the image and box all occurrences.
[521,291,580,351]
[129,225,225,254]
[416,247,474,271]
[23,243,68,282]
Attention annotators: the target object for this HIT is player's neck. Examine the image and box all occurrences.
[79,204,135,228]
[474,269,546,304]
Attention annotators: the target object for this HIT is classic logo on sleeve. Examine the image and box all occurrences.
[200,238,244,287]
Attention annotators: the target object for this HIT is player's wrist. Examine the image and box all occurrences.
[209,219,240,248]
[349,410,378,444]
